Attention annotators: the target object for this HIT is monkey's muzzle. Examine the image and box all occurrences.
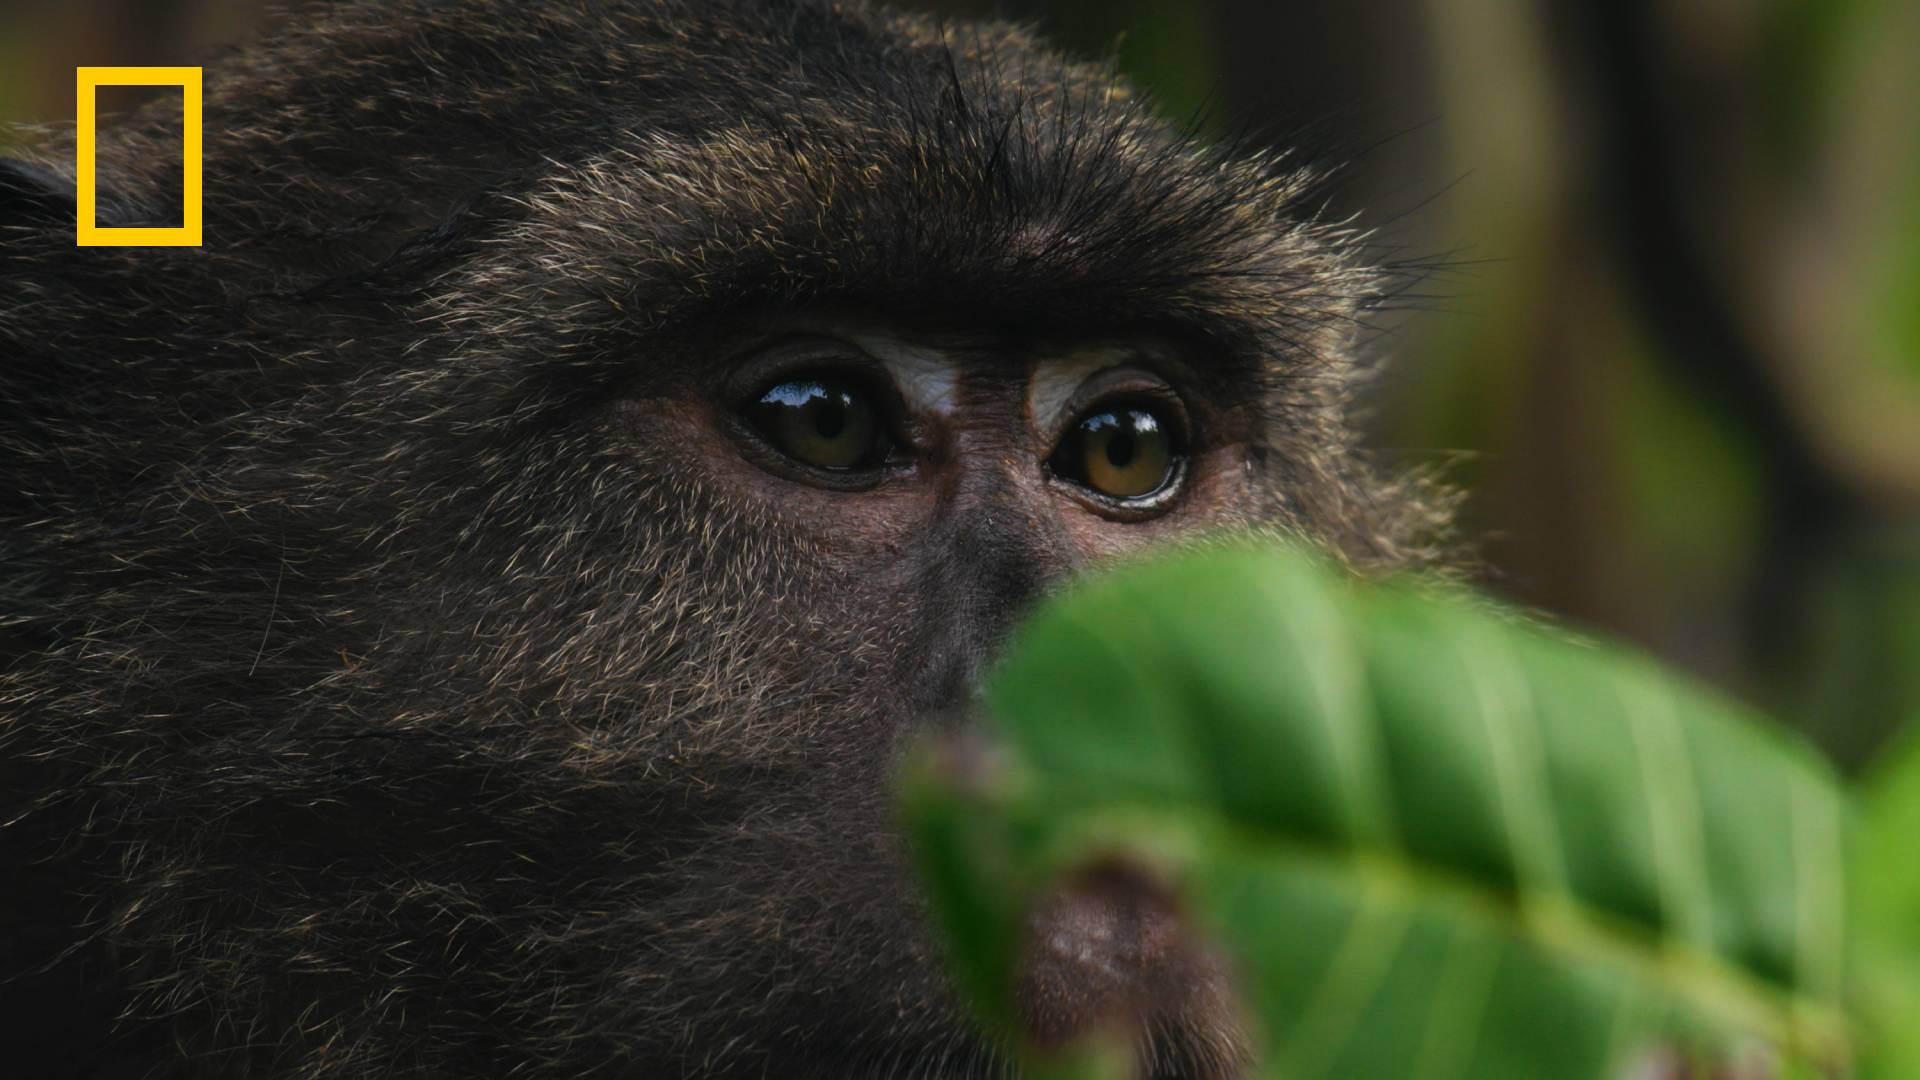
[1013,860,1253,1079]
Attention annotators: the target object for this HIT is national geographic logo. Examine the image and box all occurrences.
[74,66,202,247]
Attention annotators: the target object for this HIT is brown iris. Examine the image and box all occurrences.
[1051,402,1181,500]
[746,374,888,471]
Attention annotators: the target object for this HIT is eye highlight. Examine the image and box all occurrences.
[744,372,891,472]
[1049,399,1184,503]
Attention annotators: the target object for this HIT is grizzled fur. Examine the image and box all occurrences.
[0,0,1443,1076]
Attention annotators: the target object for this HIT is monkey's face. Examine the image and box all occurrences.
[585,315,1267,1073]
[0,2,1436,1078]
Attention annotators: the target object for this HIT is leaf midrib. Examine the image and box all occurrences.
[1023,786,1853,1063]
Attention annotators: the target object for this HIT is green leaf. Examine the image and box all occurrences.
[905,541,1854,1079]
[1856,725,1920,1078]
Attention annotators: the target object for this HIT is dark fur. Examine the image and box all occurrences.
[0,1,1443,1076]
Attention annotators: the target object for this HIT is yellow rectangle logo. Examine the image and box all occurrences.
[75,66,202,247]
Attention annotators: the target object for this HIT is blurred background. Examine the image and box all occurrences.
[3,0,1916,768]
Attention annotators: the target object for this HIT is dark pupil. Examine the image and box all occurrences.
[812,395,847,439]
[1086,410,1155,464]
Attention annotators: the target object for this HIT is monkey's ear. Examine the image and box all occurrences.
[0,158,76,226]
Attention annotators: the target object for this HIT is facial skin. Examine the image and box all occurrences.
[0,1,1442,1077]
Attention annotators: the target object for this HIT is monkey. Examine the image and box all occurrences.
[0,0,1445,1076]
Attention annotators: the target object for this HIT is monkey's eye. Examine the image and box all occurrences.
[1049,400,1184,502]
[744,373,894,472]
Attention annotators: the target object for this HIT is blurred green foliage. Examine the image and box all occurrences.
[1856,727,1920,1077]
[909,542,1887,1077]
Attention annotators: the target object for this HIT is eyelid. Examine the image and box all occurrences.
[722,336,896,410]
[1034,362,1186,438]
[744,367,891,413]
[732,358,914,447]
[1052,373,1192,450]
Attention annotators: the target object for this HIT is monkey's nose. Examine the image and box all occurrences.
[1017,862,1176,1042]
[1012,862,1250,1076]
